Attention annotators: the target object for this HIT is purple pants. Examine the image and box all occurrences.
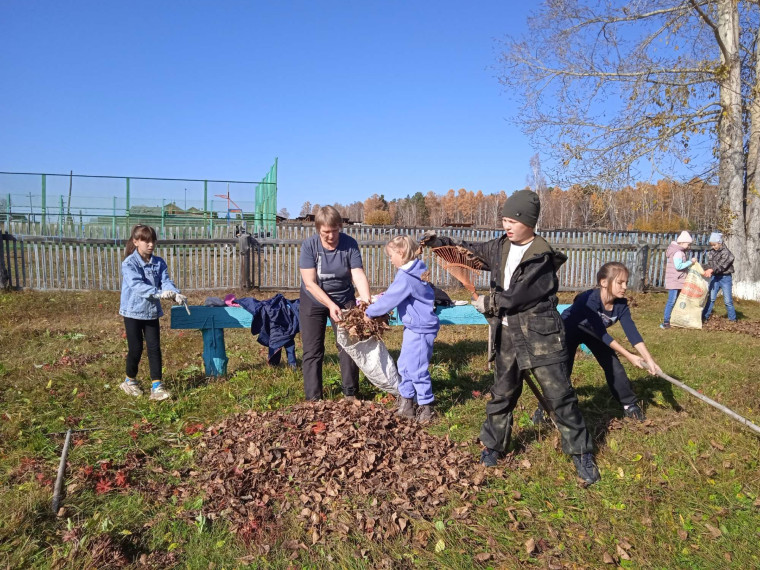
[397,328,437,405]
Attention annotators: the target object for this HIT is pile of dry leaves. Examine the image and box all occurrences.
[178,400,488,544]
[338,300,391,341]
[703,315,760,337]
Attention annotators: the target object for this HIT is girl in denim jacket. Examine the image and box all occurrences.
[119,225,186,400]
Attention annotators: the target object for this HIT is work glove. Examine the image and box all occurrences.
[159,290,176,300]
[419,230,445,249]
[174,293,188,305]
[471,295,486,314]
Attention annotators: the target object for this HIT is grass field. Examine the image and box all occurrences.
[1,288,759,569]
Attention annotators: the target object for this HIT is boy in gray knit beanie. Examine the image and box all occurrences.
[419,190,601,485]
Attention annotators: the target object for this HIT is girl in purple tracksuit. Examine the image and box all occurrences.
[364,236,440,424]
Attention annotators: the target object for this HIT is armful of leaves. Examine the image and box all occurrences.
[338,300,392,340]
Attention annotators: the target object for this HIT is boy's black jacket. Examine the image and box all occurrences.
[433,233,568,368]
[705,245,735,275]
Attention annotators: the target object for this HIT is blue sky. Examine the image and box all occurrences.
[1,1,536,217]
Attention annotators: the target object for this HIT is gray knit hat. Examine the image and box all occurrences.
[501,190,541,228]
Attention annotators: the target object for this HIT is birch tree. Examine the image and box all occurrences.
[500,0,760,299]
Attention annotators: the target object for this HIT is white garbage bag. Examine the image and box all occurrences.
[336,328,400,396]
[671,262,709,329]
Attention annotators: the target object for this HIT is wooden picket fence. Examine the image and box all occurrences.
[3,219,712,246]
[1,231,709,293]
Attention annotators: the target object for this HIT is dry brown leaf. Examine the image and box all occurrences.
[704,523,722,539]
[525,538,537,554]
[602,552,615,564]
[616,544,631,560]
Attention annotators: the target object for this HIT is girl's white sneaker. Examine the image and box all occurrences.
[119,379,143,397]
[149,384,171,401]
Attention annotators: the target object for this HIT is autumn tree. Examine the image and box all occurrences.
[499,0,760,299]
[299,201,312,217]
[365,210,392,225]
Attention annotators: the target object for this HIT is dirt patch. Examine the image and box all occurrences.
[177,400,489,545]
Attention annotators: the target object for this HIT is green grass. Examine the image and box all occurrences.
[1,288,759,568]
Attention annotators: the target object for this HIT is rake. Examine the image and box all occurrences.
[641,360,760,437]
[429,245,488,297]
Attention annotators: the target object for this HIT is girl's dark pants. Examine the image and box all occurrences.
[480,324,593,456]
[567,329,637,407]
[299,293,359,400]
[124,317,162,380]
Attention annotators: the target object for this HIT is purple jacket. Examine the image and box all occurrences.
[365,259,440,334]
[665,241,691,290]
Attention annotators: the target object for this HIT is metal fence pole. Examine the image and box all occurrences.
[126,177,130,228]
[41,174,46,234]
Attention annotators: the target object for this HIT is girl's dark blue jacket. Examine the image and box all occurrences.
[561,288,643,347]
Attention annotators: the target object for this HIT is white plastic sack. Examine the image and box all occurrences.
[336,327,400,396]
[671,262,709,329]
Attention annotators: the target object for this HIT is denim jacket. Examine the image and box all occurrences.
[119,250,179,320]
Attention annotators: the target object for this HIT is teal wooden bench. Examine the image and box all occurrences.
[170,303,571,377]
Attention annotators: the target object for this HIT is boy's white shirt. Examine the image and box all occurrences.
[502,239,533,326]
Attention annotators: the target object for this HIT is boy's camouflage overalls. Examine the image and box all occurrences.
[427,233,593,456]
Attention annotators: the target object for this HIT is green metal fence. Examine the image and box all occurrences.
[0,161,278,238]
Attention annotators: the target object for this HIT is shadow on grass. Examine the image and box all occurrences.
[425,339,689,451]
[425,339,493,413]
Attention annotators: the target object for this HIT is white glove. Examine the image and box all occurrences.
[174,293,188,305]
[159,290,176,300]
[471,295,485,313]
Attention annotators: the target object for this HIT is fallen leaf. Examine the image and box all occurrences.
[616,544,631,560]
[704,523,722,539]
[525,538,537,554]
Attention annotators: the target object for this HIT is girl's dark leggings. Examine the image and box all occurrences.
[124,317,162,380]
[567,330,638,407]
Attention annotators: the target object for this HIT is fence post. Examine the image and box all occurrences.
[631,243,649,291]
[0,234,9,290]
[126,177,130,228]
[41,174,47,235]
[238,230,252,288]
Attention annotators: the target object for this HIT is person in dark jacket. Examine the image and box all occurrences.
[702,231,737,322]
[533,262,662,425]
[420,190,600,485]
[364,236,440,424]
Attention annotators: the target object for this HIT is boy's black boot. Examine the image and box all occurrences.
[396,396,416,419]
[572,453,601,486]
[623,403,645,421]
[480,448,503,467]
